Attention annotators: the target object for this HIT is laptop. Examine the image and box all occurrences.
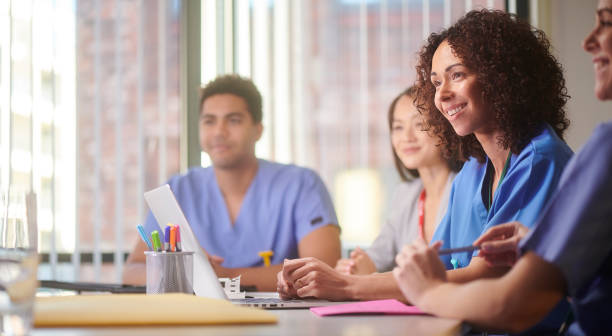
[143,184,340,309]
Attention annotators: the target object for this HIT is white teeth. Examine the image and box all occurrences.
[447,105,464,116]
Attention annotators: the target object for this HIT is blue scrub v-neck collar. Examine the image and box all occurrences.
[209,160,262,232]
[480,153,514,214]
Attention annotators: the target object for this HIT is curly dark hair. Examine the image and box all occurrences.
[414,9,570,162]
[200,74,263,123]
[388,86,463,181]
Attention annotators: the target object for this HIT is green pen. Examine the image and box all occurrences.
[151,230,162,252]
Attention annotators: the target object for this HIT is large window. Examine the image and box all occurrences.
[1,0,507,284]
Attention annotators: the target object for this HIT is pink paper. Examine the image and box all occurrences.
[310,299,425,316]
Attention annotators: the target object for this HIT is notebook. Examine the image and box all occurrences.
[310,299,425,316]
[144,184,339,309]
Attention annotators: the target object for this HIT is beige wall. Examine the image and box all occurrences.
[547,0,609,150]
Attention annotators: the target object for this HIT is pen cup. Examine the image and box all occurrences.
[144,251,194,295]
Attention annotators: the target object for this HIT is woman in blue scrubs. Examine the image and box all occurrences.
[413,9,574,332]
[393,1,612,334]
[414,9,573,280]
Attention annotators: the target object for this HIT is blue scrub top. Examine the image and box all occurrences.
[143,159,339,268]
[520,122,612,336]
[431,124,573,270]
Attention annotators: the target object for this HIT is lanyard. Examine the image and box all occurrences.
[488,152,512,210]
[421,188,456,268]
[418,189,426,241]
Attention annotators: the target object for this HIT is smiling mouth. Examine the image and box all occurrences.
[593,56,610,70]
[446,103,466,117]
[595,60,609,70]
[402,147,419,154]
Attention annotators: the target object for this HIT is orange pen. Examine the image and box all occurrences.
[170,225,177,252]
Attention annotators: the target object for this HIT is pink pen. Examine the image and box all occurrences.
[175,225,182,252]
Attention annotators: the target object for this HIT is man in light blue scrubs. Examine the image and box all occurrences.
[124,75,341,291]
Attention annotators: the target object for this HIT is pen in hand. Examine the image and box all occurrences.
[437,245,480,255]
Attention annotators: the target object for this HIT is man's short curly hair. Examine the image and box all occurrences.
[200,74,263,123]
[414,9,570,162]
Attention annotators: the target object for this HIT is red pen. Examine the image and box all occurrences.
[175,225,182,252]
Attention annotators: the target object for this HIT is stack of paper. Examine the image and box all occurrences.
[34,293,277,327]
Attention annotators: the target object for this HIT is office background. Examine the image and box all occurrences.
[0,0,605,284]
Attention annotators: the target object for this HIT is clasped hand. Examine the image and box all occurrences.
[276,257,351,301]
[335,247,377,275]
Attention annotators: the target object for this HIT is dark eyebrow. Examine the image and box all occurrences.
[431,63,463,77]
[200,111,245,119]
[225,112,245,118]
[597,8,612,15]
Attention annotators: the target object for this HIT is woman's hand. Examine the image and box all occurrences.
[335,247,377,275]
[276,260,300,300]
[393,240,446,305]
[474,221,529,267]
[278,257,352,301]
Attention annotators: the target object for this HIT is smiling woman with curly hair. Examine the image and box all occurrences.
[415,10,570,162]
[410,9,574,334]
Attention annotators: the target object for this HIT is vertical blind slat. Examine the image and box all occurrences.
[158,0,167,185]
[423,0,430,39]
[92,0,102,281]
[359,0,368,168]
[114,0,124,283]
[137,0,145,246]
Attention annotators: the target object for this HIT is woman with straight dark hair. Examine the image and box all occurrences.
[335,86,461,275]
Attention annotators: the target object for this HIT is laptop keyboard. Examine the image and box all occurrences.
[236,297,308,308]
[242,298,305,303]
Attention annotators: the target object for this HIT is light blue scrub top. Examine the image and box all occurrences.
[520,122,612,336]
[143,159,338,268]
[431,124,574,270]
